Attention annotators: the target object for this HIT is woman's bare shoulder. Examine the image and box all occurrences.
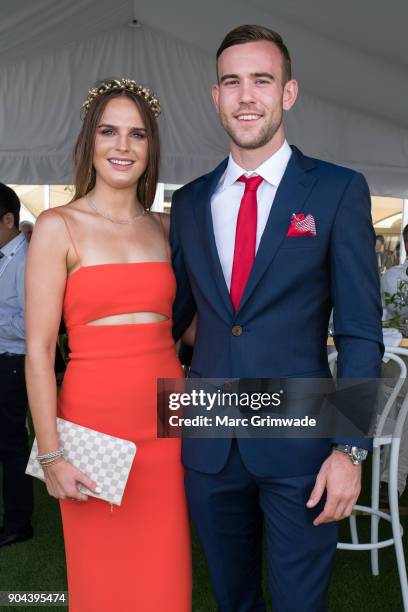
[28,209,71,263]
[37,197,84,215]
[32,199,89,249]
[37,200,93,235]
[53,198,89,217]
[34,207,67,233]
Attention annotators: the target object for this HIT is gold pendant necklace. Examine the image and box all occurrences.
[87,195,148,225]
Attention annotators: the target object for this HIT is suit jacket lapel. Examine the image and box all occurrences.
[193,158,234,316]
[237,146,317,314]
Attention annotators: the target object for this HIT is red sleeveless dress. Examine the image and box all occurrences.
[55,213,191,612]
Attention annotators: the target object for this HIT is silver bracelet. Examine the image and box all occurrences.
[41,455,65,468]
[38,455,64,467]
[37,449,64,465]
[37,449,63,459]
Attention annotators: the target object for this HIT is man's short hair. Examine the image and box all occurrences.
[0,183,20,229]
[403,225,408,246]
[19,220,33,230]
[216,24,292,83]
[375,234,385,245]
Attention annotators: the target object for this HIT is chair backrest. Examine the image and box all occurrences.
[379,347,408,441]
[327,346,408,439]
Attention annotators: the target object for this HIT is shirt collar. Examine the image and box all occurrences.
[1,232,26,257]
[220,140,292,191]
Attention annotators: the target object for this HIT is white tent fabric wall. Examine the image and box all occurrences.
[0,24,229,187]
[0,0,407,196]
[285,95,408,198]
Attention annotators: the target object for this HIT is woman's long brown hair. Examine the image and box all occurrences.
[73,85,160,210]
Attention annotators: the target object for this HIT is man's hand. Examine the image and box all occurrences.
[306,450,362,526]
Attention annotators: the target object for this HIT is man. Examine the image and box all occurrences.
[375,233,393,274]
[19,220,34,243]
[382,224,408,319]
[170,25,383,611]
[375,234,386,274]
[0,183,34,547]
[380,224,408,503]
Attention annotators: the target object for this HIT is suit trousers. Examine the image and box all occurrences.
[0,354,33,533]
[185,439,338,612]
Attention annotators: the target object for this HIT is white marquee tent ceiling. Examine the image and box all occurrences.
[1,0,407,195]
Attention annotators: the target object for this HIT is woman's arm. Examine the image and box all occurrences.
[25,211,67,454]
[25,210,97,501]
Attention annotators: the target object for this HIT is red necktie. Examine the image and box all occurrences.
[230,174,263,311]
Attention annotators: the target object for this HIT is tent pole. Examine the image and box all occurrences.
[151,183,164,212]
[44,184,50,210]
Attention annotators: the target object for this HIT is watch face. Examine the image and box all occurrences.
[352,447,368,462]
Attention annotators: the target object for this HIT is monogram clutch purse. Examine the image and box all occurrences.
[26,418,137,506]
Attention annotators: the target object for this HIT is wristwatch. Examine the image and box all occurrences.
[332,444,368,465]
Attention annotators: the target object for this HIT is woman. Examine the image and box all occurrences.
[25,79,191,611]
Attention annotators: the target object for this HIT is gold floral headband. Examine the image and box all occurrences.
[81,78,161,117]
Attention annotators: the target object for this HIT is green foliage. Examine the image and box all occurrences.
[384,270,408,331]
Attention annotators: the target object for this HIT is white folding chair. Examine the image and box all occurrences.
[328,346,408,611]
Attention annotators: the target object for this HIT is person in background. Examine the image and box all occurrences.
[390,241,400,268]
[19,220,34,243]
[382,225,408,319]
[0,183,34,547]
[376,233,396,273]
[376,234,385,250]
[376,234,387,274]
[380,224,408,505]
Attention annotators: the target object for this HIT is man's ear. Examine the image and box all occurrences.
[282,79,298,111]
[211,83,220,114]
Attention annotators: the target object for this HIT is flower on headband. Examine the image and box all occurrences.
[81,78,161,118]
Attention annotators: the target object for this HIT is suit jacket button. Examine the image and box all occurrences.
[232,325,243,336]
[223,381,232,392]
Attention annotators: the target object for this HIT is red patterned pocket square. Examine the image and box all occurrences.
[286,213,316,237]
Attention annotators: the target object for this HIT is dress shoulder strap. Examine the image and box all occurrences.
[51,208,80,264]
[157,213,171,262]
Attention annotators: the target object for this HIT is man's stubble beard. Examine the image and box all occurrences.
[219,110,283,151]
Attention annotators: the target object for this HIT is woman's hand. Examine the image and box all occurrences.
[43,458,100,502]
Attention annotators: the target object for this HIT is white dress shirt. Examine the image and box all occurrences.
[211,140,292,289]
[381,258,408,318]
[0,232,27,354]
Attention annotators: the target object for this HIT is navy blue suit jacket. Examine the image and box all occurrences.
[170,146,384,477]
